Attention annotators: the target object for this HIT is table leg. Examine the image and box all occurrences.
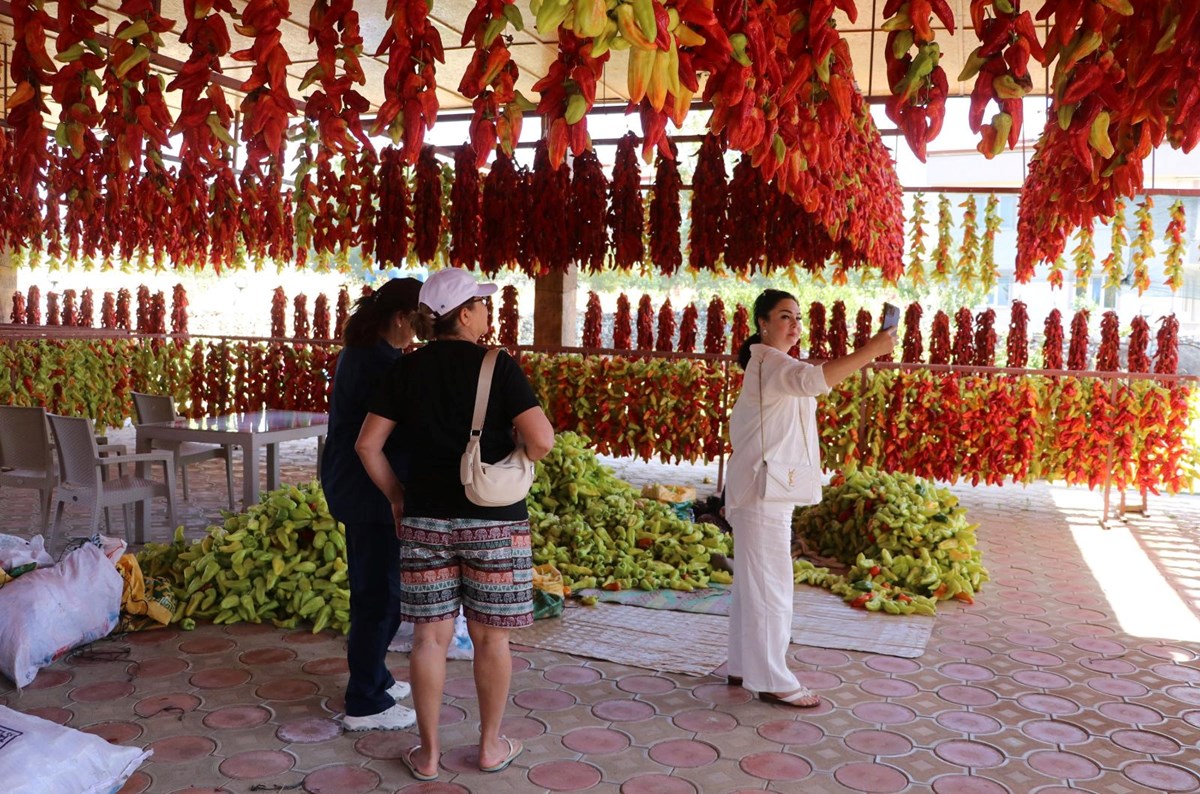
[243,441,260,510]
[267,443,281,492]
[135,433,151,536]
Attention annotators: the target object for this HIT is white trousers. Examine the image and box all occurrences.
[726,505,800,693]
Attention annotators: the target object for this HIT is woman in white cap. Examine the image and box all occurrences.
[356,267,555,781]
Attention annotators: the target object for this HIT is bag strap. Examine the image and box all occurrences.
[757,351,813,468]
[469,348,500,446]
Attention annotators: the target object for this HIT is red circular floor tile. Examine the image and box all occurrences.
[1002,618,1052,632]
[514,688,576,711]
[620,774,696,794]
[302,764,379,793]
[500,716,548,740]
[26,669,72,689]
[845,730,913,757]
[132,656,189,678]
[117,771,151,793]
[692,683,755,706]
[1087,677,1148,697]
[179,637,236,655]
[283,629,330,645]
[563,727,631,754]
[647,738,718,768]
[1098,702,1164,725]
[1155,664,1200,684]
[1027,750,1101,780]
[936,711,1002,735]
[25,706,72,724]
[148,735,217,763]
[1184,710,1200,729]
[70,681,136,702]
[1020,720,1089,745]
[938,685,998,707]
[1006,632,1056,648]
[1111,729,1181,755]
[125,628,179,645]
[1081,657,1136,675]
[1071,637,1125,655]
[353,731,416,759]
[218,750,295,779]
[673,708,738,734]
[1142,644,1196,662]
[860,678,919,698]
[204,705,273,730]
[941,626,991,642]
[1016,693,1080,716]
[938,644,993,660]
[224,621,276,636]
[301,657,348,676]
[740,751,812,781]
[1012,670,1070,689]
[852,702,916,725]
[935,739,1006,768]
[940,663,995,682]
[544,665,601,685]
[797,670,842,690]
[757,719,824,746]
[865,657,921,675]
[257,678,320,701]
[1060,608,1109,623]
[277,717,341,743]
[932,775,1010,794]
[1122,761,1200,792]
[511,656,531,672]
[1001,602,1046,617]
[239,647,297,665]
[527,760,602,791]
[592,698,655,722]
[190,667,251,689]
[794,647,851,666]
[134,693,201,718]
[834,761,910,793]
[1009,650,1063,667]
[439,704,467,725]
[81,720,143,744]
[617,675,675,695]
[1167,686,1200,706]
[443,676,477,698]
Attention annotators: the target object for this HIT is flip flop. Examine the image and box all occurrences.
[402,746,437,782]
[480,737,523,773]
[726,675,743,686]
[759,687,821,708]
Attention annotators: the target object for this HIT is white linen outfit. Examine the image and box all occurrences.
[725,344,829,693]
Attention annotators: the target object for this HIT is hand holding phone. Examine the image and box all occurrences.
[881,302,900,332]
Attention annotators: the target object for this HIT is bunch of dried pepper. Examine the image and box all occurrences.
[449,144,482,268]
[636,295,655,351]
[582,292,603,349]
[1006,300,1029,369]
[568,149,609,273]
[608,133,645,271]
[688,134,728,273]
[1067,309,1091,371]
[678,304,699,354]
[613,294,633,350]
[648,143,683,277]
[656,299,676,352]
[704,296,726,355]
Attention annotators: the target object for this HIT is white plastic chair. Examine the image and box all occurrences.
[132,392,235,511]
[47,413,179,544]
[0,405,58,533]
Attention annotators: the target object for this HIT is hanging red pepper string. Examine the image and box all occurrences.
[412,145,443,264]
[678,303,699,354]
[636,294,655,351]
[1067,309,1091,371]
[529,140,570,276]
[808,302,828,360]
[1096,311,1121,371]
[449,143,482,269]
[882,0,954,161]
[1127,315,1151,373]
[608,133,645,271]
[7,0,57,254]
[480,151,520,274]
[568,149,609,273]
[951,308,974,365]
[375,145,412,267]
[1153,315,1179,375]
[498,285,520,347]
[1005,300,1029,368]
[582,292,603,349]
[688,134,728,273]
[372,0,444,162]
[853,308,873,351]
[901,303,924,364]
[1042,309,1064,371]
[704,295,726,355]
[730,305,750,356]
[655,298,676,352]
[972,308,997,367]
[827,301,849,359]
[613,293,633,350]
[649,141,683,277]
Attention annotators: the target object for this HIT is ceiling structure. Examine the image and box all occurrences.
[0,0,1053,127]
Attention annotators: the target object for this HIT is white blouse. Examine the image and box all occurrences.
[725,344,830,513]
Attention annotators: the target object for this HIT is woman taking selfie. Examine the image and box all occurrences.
[356,268,555,781]
[725,289,896,708]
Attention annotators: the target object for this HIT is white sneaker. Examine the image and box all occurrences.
[342,702,416,731]
[387,681,411,701]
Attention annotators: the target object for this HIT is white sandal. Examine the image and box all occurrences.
[759,686,821,708]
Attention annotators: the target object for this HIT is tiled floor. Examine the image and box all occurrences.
[2,428,1200,792]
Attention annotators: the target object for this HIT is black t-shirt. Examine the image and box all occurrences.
[367,340,540,520]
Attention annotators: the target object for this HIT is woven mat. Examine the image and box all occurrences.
[571,584,935,660]
[512,603,729,677]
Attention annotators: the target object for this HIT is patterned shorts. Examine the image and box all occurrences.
[397,516,534,629]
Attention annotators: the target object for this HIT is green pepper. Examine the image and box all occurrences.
[852,580,875,592]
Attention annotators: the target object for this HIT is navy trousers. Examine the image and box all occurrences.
[343,521,404,717]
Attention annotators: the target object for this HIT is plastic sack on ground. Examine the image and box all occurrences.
[389,610,475,660]
[532,564,565,620]
[0,543,123,688]
[0,534,54,573]
[0,705,151,794]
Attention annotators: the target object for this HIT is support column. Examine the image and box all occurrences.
[533,266,578,347]
[0,246,15,323]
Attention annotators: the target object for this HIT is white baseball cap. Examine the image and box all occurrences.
[419,268,498,317]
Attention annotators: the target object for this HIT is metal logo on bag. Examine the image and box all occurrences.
[787,468,796,486]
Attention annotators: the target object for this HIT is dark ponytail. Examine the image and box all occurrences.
[341,293,385,347]
[737,334,762,370]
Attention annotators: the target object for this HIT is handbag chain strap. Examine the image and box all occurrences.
[469,348,500,448]
[756,352,813,468]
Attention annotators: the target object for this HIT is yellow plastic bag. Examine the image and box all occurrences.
[532,564,565,620]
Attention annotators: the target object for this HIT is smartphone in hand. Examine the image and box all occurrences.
[881,302,901,332]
